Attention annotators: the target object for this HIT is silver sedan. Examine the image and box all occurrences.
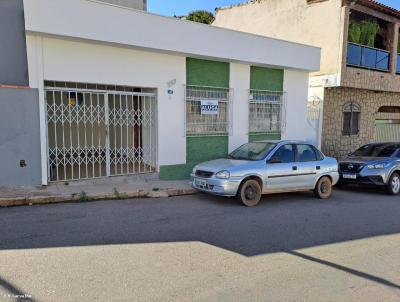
[191,140,339,206]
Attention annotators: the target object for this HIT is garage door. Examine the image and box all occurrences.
[374,120,400,142]
[46,84,157,182]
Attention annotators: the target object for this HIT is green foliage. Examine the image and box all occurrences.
[79,191,90,202]
[186,10,215,24]
[348,23,361,44]
[113,188,129,200]
[348,20,379,47]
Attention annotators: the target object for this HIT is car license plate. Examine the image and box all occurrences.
[195,178,208,188]
[343,173,357,180]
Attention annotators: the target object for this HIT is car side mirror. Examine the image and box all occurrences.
[268,158,282,164]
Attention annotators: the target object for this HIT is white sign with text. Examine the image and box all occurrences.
[201,100,219,115]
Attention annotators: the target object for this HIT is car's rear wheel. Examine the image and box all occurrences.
[238,179,262,207]
[314,176,332,199]
[386,173,400,195]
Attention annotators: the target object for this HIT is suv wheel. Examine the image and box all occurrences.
[314,176,332,199]
[238,179,262,207]
[387,173,400,195]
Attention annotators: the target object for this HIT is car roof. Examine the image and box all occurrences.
[253,140,312,145]
[365,142,400,146]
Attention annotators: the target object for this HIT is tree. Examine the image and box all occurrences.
[186,10,215,24]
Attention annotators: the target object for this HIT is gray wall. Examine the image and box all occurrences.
[98,0,147,10]
[0,88,42,187]
[0,0,29,86]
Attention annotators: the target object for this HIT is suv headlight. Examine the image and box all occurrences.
[215,170,230,179]
[192,166,198,174]
[367,163,390,169]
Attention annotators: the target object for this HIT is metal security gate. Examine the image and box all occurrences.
[46,85,157,182]
[374,120,400,142]
[307,103,323,148]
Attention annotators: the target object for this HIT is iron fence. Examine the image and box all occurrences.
[185,85,233,136]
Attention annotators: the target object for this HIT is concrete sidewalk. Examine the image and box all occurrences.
[0,177,197,207]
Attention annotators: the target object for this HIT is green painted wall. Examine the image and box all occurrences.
[250,66,284,91]
[249,133,281,142]
[186,58,230,88]
[159,164,196,181]
[160,136,229,180]
[187,136,229,163]
[160,59,231,180]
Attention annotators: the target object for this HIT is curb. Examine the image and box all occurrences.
[0,188,198,208]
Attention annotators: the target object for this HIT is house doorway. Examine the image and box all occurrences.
[45,82,157,182]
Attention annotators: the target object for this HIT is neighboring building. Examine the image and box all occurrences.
[0,0,319,187]
[214,0,400,158]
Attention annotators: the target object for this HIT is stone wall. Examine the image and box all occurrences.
[341,66,400,93]
[322,87,400,159]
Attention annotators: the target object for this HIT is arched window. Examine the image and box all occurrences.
[342,102,361,136]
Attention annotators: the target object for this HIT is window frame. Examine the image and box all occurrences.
[269,144,296,163]
[295,144,319,162]
[342,102,361,136]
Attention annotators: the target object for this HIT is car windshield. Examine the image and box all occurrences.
[228,142,277,161]
[351,144,398,157]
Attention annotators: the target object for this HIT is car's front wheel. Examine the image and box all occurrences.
[387,172,400,195]
[238,179,262,207]
[314,176,332,199]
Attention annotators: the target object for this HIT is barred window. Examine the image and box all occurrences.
[342,102,361,136]
[249,90,285,134]
[185,85,232,136]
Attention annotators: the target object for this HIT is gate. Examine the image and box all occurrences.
[374,120,400,142]
[306,103,323,148]
[46,86,157,182]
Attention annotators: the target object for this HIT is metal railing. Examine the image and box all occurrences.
[185,85,233,137]
[248,89,286,135]
[347,42,390,71]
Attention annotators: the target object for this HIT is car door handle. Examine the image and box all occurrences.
[316,166,321,170]
[292,166,298,171]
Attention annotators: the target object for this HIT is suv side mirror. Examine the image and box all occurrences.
[268,157,283,164]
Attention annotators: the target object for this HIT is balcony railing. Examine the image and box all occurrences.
[347,42,390,72]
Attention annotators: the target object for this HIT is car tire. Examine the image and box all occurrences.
[314,176,332,199]
[386,172,400,195]
[238,179,262,207]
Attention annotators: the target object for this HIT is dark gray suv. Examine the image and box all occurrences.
[338,143,400,195]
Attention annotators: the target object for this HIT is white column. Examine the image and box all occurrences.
[283,69,312,143]
[229,63,250,152]
[26,35,48,185]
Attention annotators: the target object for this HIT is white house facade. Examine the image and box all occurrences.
[0,0,320,186]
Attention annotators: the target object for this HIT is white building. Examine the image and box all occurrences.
[0,0,320,186]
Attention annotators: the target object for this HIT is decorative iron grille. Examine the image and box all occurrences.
[185,85,233,136]
[249,89,286,134]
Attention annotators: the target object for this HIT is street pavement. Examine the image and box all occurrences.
[0,188,399,301]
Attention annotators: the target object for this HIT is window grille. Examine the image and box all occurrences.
[249,89,286,134]
[185,85,233,136]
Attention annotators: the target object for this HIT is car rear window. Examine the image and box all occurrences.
[351,144,398,157]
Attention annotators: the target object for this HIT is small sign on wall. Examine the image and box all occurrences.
[201,100,219,115]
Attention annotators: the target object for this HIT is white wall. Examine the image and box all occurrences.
[23,0,320,72]
[282,70,314,143]
[229,63,250,152]
[26,35,187,174]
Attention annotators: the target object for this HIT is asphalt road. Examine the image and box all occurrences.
[0,188,399,302]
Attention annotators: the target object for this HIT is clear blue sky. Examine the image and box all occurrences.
[148,0,400,16]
